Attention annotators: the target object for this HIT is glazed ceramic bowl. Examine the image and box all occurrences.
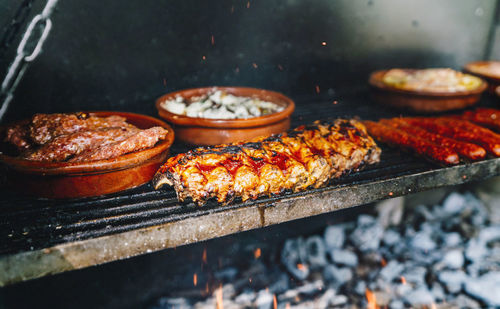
[464,61,500,94]
[155,86,295,145]
[0,111,174,199]
[369,70,487,113]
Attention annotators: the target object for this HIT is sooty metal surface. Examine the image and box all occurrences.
[1,87,499,286]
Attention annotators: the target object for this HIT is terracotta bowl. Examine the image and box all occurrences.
[369,70,487,113]
[464,61,500,94]
[155,87,295,145]
[0,111,174,199]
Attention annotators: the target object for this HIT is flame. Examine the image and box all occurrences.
[380,258,387,267]
[333,101,338,105]
[321,41,327,46]
[202,247,207,264]
[315,85,320,94]
[193,273,198,286]
[254,248,261,259]
[296,263,307,271]
[365,288,378,309]
[273,294,278,309]
[215,284,224,309]
[388,192,394,196]
[205,282,209,294]
[401,276,407,285]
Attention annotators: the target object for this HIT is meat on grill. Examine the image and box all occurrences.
[363,120,460,165]
[153,119,381,205]
[23,127,140,162]
[69,127,168,162]
[459,108,500,132]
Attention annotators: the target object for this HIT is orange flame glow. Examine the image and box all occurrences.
[380,258,387,267]
[202,247,207,264]
[296,263,307,271]
[321,41,327,46]
[252,63,258,69]
[215,284,224,309]
[365,288,378,309]
[273,294,278,309]
[254,248,261,259]
[211,35,215,45]
[401,276,407,285]
[193,273,198,286]
[315,85,320,94]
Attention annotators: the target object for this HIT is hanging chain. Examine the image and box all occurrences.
[0,0,37,58]
[0,0,59,121]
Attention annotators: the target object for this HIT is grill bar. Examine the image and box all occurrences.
[1,88,499,286]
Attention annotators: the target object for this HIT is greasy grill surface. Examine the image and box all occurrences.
[0,87,494,256]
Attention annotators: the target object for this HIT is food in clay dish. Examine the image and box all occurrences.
[3,112,169,162]
[160,89,285,119]
[381,68,483,93]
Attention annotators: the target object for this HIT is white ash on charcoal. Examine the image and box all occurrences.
[150,190,500,308]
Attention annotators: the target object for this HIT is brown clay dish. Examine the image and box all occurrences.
[0,111,174,199]
[155,87,295,145]
[369,70,487,113]
[464,61,500,94]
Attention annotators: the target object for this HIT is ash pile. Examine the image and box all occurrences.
[151,185,500,308]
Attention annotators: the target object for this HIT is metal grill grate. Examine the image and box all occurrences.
[0,87,497,257]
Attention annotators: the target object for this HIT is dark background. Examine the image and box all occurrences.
[0,0,498,123]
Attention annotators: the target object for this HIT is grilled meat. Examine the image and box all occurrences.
[153,119,381,205]
[363,120,460,165]
[69,127,169,162]
[460,108,500,132]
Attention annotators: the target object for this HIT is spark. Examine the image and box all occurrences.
[315,85,320,94]
[332,101,338,105]
[252,63,258,69]
[215,284,224,309]
[193,273,198,286]
[202,55,206,61]
[388,192,394,196]
[202,247,207,264]
[211,35,215,46]
[401,276,407,285]
[380,257,387,267]
[254,248,261,259]
[321,41,327,46]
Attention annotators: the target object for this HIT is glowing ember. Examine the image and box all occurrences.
[215,284,223,309]
[380,257,387,267]
[273,294,278,309]
[248,277,252,283]
[211,35,215,45]
[193,273,198,286]
[254,248,261,259]
[401,276,407,285]
[202,55,206,61]
[202,247,207,264]
[315,85,320,93]
[321,41,327,46]
[296,263,308,272]
[388,192,394,196]
[365,288,378,309]
[252,63,258,69]
[333,101,338,105]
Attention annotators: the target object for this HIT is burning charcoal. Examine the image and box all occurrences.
[382,229,401,247]
[379,260,404,282]
[388,299,405,309]
[410,231,437,251]
[376,197,404,228]
[431,282,446,302]
[323,225,345,250]
[329,248,358,267]
[234,290,256,305]
[281,239,309,280]
[443,232,462,247]
[401,266,427,287]
[442,192,467,215]
[402,287,435,307]
[438,270,467,294]
[305,236,327,268]
[463,272,500,307]
[450,294,482,309]
[255,289,273,309]
[441,249,465,269]
[349,215,384,252]
[322,265,352,287]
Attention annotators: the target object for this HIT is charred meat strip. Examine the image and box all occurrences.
[69,127,169,162]
[405,118,500,157]
[29,112,133,145]
[4,120,31,151]
[23,127,140,162]
[153,119,381,205]
[363,120,460,165]
[460,108,500,132]
[380,118,486,161]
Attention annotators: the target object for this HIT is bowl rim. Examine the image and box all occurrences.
[0,111,174,175]
[464,61,500,83]
[155,86,295,128]
[369,69,487,97]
